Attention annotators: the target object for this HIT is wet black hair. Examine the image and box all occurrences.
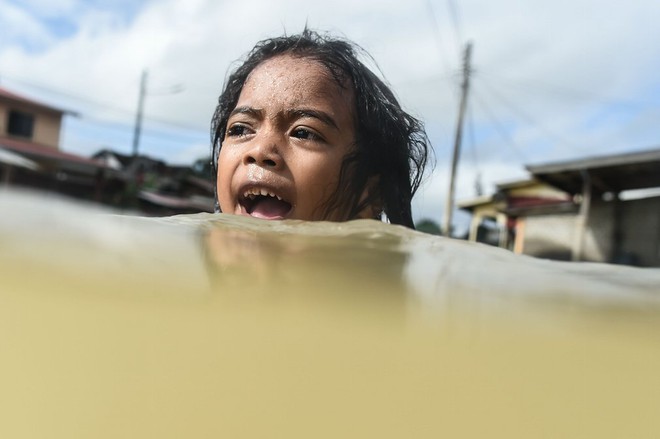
[211,29,430,228]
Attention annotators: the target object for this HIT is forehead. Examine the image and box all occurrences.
[238,54,354,112]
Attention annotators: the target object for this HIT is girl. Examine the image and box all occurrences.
[211,29,430,229]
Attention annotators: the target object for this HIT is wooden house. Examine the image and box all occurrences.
[459,149,660,267]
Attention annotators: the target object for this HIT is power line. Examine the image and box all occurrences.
[466,104,483,196]
[68,114,207,143]
[467,103,480,169]
[446,0,464,55]
[479,71,658,109]
[470,88,528,164]
[0,73,207,133]
[474,74,584,156]
[2,74,136,116]
[424,0,456,84]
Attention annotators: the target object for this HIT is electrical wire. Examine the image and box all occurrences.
[470,87,528,164]
[479,71,659,109]
[474,74,587,156]
[67,116,207,144]
[424,0,455,82]
[466,103,484,196]
[446,0,464,56]
[0,73,208,133]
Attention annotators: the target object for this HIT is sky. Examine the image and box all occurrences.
[1,0,659,227]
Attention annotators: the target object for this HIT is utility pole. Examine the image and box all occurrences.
[132,69,148,157]
[443,42,473,237]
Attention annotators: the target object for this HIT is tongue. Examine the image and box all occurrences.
[249,197,291,219]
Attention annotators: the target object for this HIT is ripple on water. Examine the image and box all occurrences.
[1,189,660,438]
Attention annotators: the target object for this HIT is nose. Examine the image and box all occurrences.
[242,131,283,169]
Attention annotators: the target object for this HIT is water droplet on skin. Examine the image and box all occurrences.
[247,165,265,181]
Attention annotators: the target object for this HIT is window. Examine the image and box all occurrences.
[7,110,35,139]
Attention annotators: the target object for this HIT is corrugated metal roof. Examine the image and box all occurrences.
[526,148,660,194]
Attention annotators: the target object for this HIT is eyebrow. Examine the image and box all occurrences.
[228,106,263,119]
[285,108,339,130]
[228,106,340,131]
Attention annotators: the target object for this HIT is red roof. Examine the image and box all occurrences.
[507,195,571,209]
[185,174,215,192]
[0,86,67,114]
[0,136,106,168]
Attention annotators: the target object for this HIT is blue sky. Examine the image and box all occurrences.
[1,0,659,225]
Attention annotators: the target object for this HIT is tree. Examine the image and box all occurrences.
[415,218,442,235]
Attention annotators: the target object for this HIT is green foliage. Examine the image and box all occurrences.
[415,218,442,235]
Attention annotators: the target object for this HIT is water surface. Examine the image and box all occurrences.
[1,190,659,438]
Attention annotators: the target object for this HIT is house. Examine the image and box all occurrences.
[136,171,215,215]
[459,179,573,251]
[92,149,215,215]
[0,86,214,214]
[459,148,660,267]
[0,86,113,200]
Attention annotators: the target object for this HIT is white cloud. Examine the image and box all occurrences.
[0,0,55,50]
[13,0,79,18]
[1,0,659,220]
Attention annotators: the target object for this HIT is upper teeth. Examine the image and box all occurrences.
[244,188,282,201]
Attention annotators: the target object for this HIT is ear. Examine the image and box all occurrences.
[355,176,382,220]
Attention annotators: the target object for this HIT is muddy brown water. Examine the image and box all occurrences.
[2,190,659,438]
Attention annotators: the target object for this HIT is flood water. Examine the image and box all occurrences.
[2,189,660,438]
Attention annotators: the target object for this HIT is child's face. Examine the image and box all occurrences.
[216,54,357,221]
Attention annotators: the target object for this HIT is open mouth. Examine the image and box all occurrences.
[240,188,292,220]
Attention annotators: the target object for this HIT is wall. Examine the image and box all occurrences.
[0,99,62,148]
[521,200,613,263]
[520,197,660,266]
[618,196,660,266]
[520,213,576,261]
[33,110,62,148]
[583,199,614,263]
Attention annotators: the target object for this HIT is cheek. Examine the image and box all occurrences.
[217,146,238,179]
[216,148,235,202]
[296,153,343,190]
[295,154,348,214]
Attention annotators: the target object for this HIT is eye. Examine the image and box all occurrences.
[226,124,252,138]
[291,127,323,141]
